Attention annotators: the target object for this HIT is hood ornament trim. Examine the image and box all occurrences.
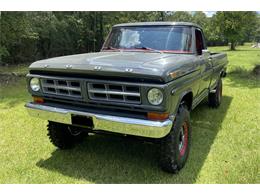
[125,68,133,72]
[94,66,102,71]
[65,65,72,69]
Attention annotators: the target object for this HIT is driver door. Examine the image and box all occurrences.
[195,28,212,96]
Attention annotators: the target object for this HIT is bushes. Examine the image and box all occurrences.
[0,12,38,64]
[0,12,106,65]
[1,11,259,65]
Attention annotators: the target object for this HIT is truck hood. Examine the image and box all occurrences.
[29,51,197,82]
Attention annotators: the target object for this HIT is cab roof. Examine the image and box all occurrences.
[113,22,202,29]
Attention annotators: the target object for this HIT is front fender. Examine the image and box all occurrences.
[170,89,193,117]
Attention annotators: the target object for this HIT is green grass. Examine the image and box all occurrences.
[210,44,260,74]
[0,45,259,183]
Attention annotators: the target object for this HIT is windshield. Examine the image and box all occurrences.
[103,26,193,53]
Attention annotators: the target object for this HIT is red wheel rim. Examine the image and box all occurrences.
[179,121,188,158]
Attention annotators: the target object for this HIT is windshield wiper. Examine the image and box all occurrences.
[134,46,163,54]
[103,46,162,54]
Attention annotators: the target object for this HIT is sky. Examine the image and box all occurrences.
[203,11,216,17]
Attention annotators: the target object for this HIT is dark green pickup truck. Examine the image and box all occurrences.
[25,22,227,173]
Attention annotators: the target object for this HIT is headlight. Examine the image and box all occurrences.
[30,78,40,92]
[147,88,163,105]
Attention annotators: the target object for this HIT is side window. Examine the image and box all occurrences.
[195,29,205,55]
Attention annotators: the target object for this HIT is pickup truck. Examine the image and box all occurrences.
[25,22,227,173]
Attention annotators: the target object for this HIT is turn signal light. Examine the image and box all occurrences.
[147,112,169,121]
[33,96,44,104]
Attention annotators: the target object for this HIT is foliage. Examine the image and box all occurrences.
[253,16,260,42]
[167,11,193,22]
[192,12,208,28]
[0,11,259,65]
[0,12,38,64]
[214,12,258,50]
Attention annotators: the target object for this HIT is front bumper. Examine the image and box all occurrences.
[25,103,173,138]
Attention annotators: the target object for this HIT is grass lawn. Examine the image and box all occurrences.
[0,45,259,183]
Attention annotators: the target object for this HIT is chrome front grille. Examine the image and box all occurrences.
[41,78,82,98]
[88,83,141,104]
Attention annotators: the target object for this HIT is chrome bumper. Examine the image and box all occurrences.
[25,103,173,138]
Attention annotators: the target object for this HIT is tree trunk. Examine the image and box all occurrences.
[230,41,236,50]
[99,12,104,50]
[93,12,96,52]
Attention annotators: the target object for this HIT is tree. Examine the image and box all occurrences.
[253,16,260,43]
[0,12,38,64]
[167,11,193,22]
[214,11,258,50]
[192,11,208,28]
[1,11,259,65]
[254,28,260,43]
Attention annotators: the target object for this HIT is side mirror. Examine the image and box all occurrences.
[202,49,210,55]
[202,49,210,58]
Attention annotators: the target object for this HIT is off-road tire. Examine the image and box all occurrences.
[47,121,87,149]
[159,104,192,173]
[208,78,222,108]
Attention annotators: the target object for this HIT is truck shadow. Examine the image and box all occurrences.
[36,96,232,183]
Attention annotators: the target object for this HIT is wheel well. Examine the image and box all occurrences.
[220,70,227,78]
[180,92,193,111]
